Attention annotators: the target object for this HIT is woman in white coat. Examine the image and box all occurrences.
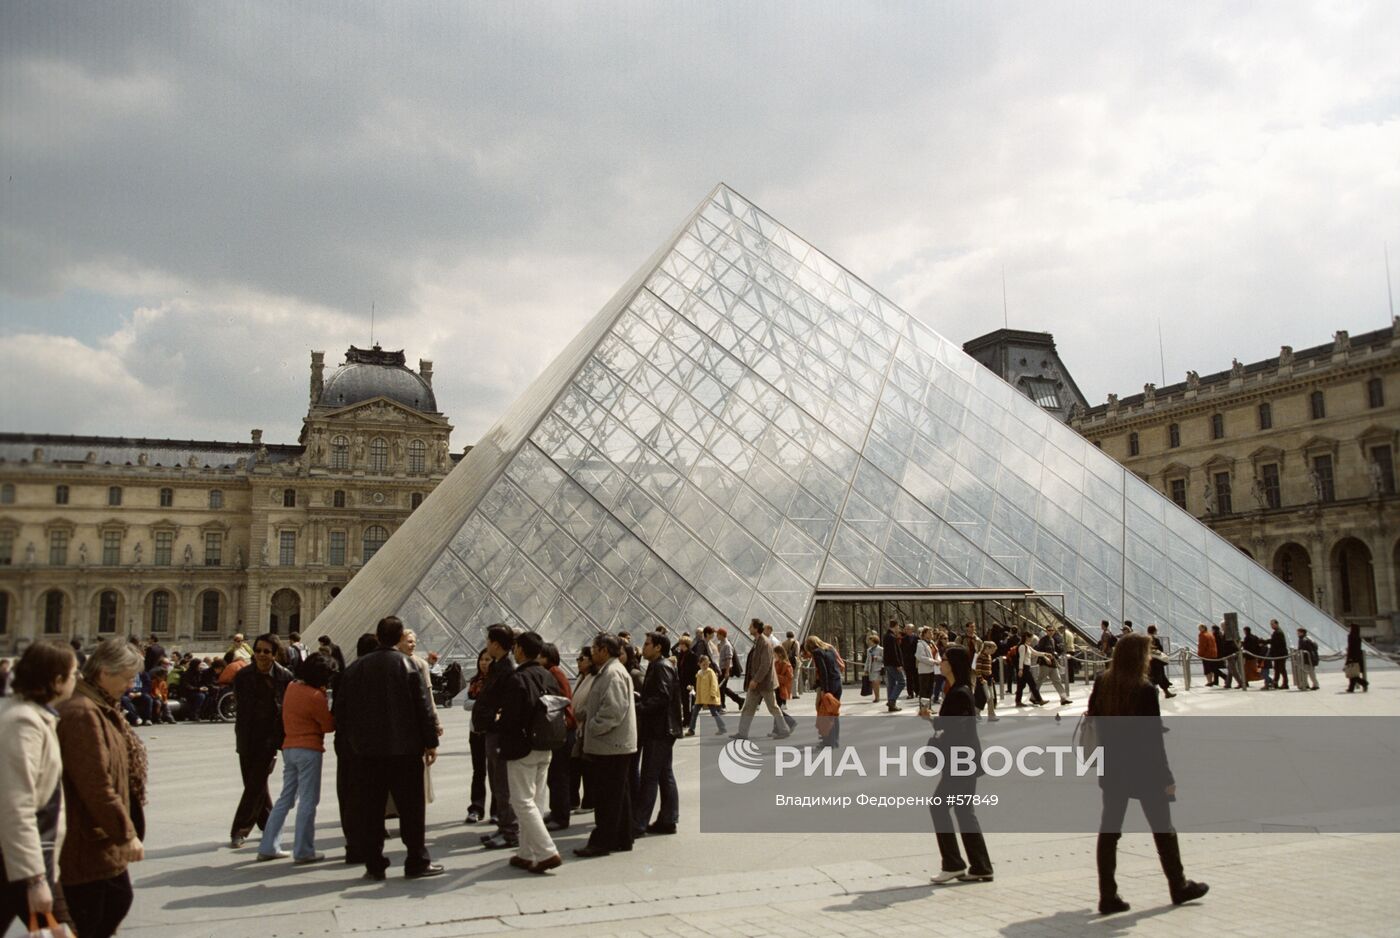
[1,641,79,933]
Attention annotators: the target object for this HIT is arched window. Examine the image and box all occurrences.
[330,435,349,470]
[369,438,388,473]
[363,525,388,562]
[408,439,426,473]
[98,590,119,633]
[200,590,221,632]
[43,590,64,634]
[150,590,171,633]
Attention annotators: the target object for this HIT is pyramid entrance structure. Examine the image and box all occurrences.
[310,183,1352,662]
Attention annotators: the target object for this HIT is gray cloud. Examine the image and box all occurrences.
[2,1,1398,446]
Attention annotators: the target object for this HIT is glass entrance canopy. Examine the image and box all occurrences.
[312,183,1353,661]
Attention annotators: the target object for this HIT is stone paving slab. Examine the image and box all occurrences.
[55,661,1400,938]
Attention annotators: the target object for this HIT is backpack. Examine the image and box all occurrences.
[528,694,570,751]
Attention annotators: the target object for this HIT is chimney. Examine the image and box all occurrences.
[419,359,434,389]
[310,350,326,404]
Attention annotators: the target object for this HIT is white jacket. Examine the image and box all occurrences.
[0,698,66,882]
[915,640,940,675]
[581,658,637,756]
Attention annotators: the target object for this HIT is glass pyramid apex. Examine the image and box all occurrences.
[311,183,1353,660]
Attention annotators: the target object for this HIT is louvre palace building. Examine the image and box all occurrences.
[1071,321,1400,642]
[0,346,459,653]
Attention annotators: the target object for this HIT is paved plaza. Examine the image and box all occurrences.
[75,659,1399,938]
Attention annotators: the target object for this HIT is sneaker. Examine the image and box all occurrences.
[958,871,993,882]
[987,715,1000,722]
[405,863,446,879]
[930,868,965,884]
[465,808,483,824]
[256,850,289,862]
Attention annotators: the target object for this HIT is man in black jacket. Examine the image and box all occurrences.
[496,630,563,874]
[634,631,683,836]
[333,616,443,880]
[1266,620,1290,690]
[475,624,518,849]
[882,620,905,711]
[229,632,293,847]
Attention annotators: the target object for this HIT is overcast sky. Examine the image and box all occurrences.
[2,2,1398,446]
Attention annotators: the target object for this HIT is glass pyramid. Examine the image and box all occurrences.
[315,183,1352,659]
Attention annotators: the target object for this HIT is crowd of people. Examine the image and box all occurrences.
[0,609,1379,932]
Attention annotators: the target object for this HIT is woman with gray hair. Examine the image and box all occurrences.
[57,637,147,938]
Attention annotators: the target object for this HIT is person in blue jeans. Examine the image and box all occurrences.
[881,621,905,713]
[257,654,336,863]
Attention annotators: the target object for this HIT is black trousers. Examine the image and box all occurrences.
[361,754,431,875]
[468,730,489,815]
[584,753,635,853]
[230,746,277,839]
[63,871,132,938]
[485,734,517,837]
[1015,665,1044,704]
[930,776,992,876]
[337,749,366,862]
[547,730,574,826]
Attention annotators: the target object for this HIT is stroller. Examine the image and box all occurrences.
[431,661,465,708]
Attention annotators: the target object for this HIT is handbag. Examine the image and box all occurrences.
[1074,714,1098,751]
[27,911,71,937]
[860,674,872,697]
[1344,662,1361,679]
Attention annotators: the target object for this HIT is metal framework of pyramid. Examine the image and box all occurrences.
[311,183,1352,660]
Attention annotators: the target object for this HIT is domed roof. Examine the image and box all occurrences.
[320,346,437,413]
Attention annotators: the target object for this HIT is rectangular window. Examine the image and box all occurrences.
[108,486,122,506]
[204,531,222,566]
[0,529,13,565]
[1168,424,1180,448]
[1169,478,1187,509]
[209,489,224,509]
[102,530,121,565]
[1310,390,1326,420]
[1258,402,1272,430]
[1,591,10,633]
[49,530,68,565]
[328,531,346,566]
[200,592,221,632]
[279,530,296,566]
[1261,463,1282,509]
[1371,445,1396,496]
[333,490,346,508]
[1213,471,1232,514]
[1210,414,1224,440]
[411,492,424,511]
[1368,377,1384,409]
[1128,433,1139,457]
[1312,454,1335,503]
[283,489,297,508]
[159,487,174,507]
[55,485,69,505]
[154,530,173,565]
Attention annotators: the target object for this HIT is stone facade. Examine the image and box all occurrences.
[1072,320,1400,641]
[0,346,461,652]
[963,328,1090,424]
